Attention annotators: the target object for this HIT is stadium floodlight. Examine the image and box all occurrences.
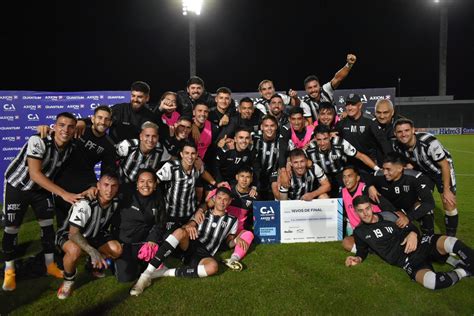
[182,0,203,77]
[432,0,448,96]
[182,0,203,16]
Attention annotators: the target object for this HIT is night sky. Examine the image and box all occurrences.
[1,0,473,102]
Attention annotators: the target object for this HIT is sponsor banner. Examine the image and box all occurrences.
[333,88,396,113]
[253,201,281,244]
[254,199,343,244]
[0,90,129,202]
[415,127,463,135]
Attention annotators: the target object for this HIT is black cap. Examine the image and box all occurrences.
[345,93,361,105]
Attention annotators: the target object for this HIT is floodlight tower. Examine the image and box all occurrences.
[434,0,448,96]
[182,0,203,77]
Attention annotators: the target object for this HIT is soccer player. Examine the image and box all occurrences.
[252,115,280,200]
[112,169,167,282]
[335,93,392,173]
[116,121,164,186]
[56,172,122,299]
[218,97,263,139]
[176,76,216,118]
[306,125,380,197]
[2,112,81,291]
[345,195,473,290]
[208,87,236,129]
[213,127,254,186]
[278,107,315,169]
[392,118,458,236]
[368,153,436,235]
[267,94,290,127]
[156,141,213,231]
[76,81,158,143]
[160,116,193,159]
[300,53,357,125]
[253,79,298,115]
[277,149,331,201]
[206,167,256,270]
[130,187,238,296]
[50,105,116,226]
[340,166,394,253]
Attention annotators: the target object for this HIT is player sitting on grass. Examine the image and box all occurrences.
[130,187,239,296]
[205,166,256,271]
[345,195,473,290]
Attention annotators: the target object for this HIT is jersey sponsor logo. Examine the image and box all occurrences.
[403,185,410,192]
[7,204,21,211]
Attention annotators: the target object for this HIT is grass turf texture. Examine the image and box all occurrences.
[1,135,473,315]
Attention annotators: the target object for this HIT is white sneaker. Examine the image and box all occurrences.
[130,273,151,296]
[150,265,168,279]
[223,258,243,271]
[57,280,74,299]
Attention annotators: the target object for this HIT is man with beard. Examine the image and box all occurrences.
[392,118,458,236]
[176,76,216,117]
[45,106,117,226]
[300,54,357,125]
[75,81,158,143]
[267,94,290,127]
[277,149,331,201]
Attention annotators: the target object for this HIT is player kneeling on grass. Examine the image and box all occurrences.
[205,166,256,271]
[345,195,473,290]
[130,187,238,296]
[55,172,123,299]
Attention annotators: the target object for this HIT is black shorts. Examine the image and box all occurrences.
[114,242,146,282]
[3,183,55,227]
[166,217,190,233]
[183,240,213,267]
[56,230,113,250]
[401,234,447,280]
[427,172,456,194]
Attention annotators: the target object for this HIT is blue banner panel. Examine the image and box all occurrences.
[0,90,130,203]
[333,88,396,113]
[253,201,281,244]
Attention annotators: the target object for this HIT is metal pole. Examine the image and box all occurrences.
[439,5,448,96]
[189,15,197,77]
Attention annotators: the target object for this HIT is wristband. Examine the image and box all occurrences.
[345,62,353,69]
[373,165,380,171]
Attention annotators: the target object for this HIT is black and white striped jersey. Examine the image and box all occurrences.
[305,136,357,175]
[116,139,164,183]
[299,82,334,121]
[253,93,291,115]
[197,210,238,256]
[288,164,327,200]
[392,132,455,183]
[252,132,280,184]
[156,159,203,219]
[5,134,74,191]
[56,197,119,240]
